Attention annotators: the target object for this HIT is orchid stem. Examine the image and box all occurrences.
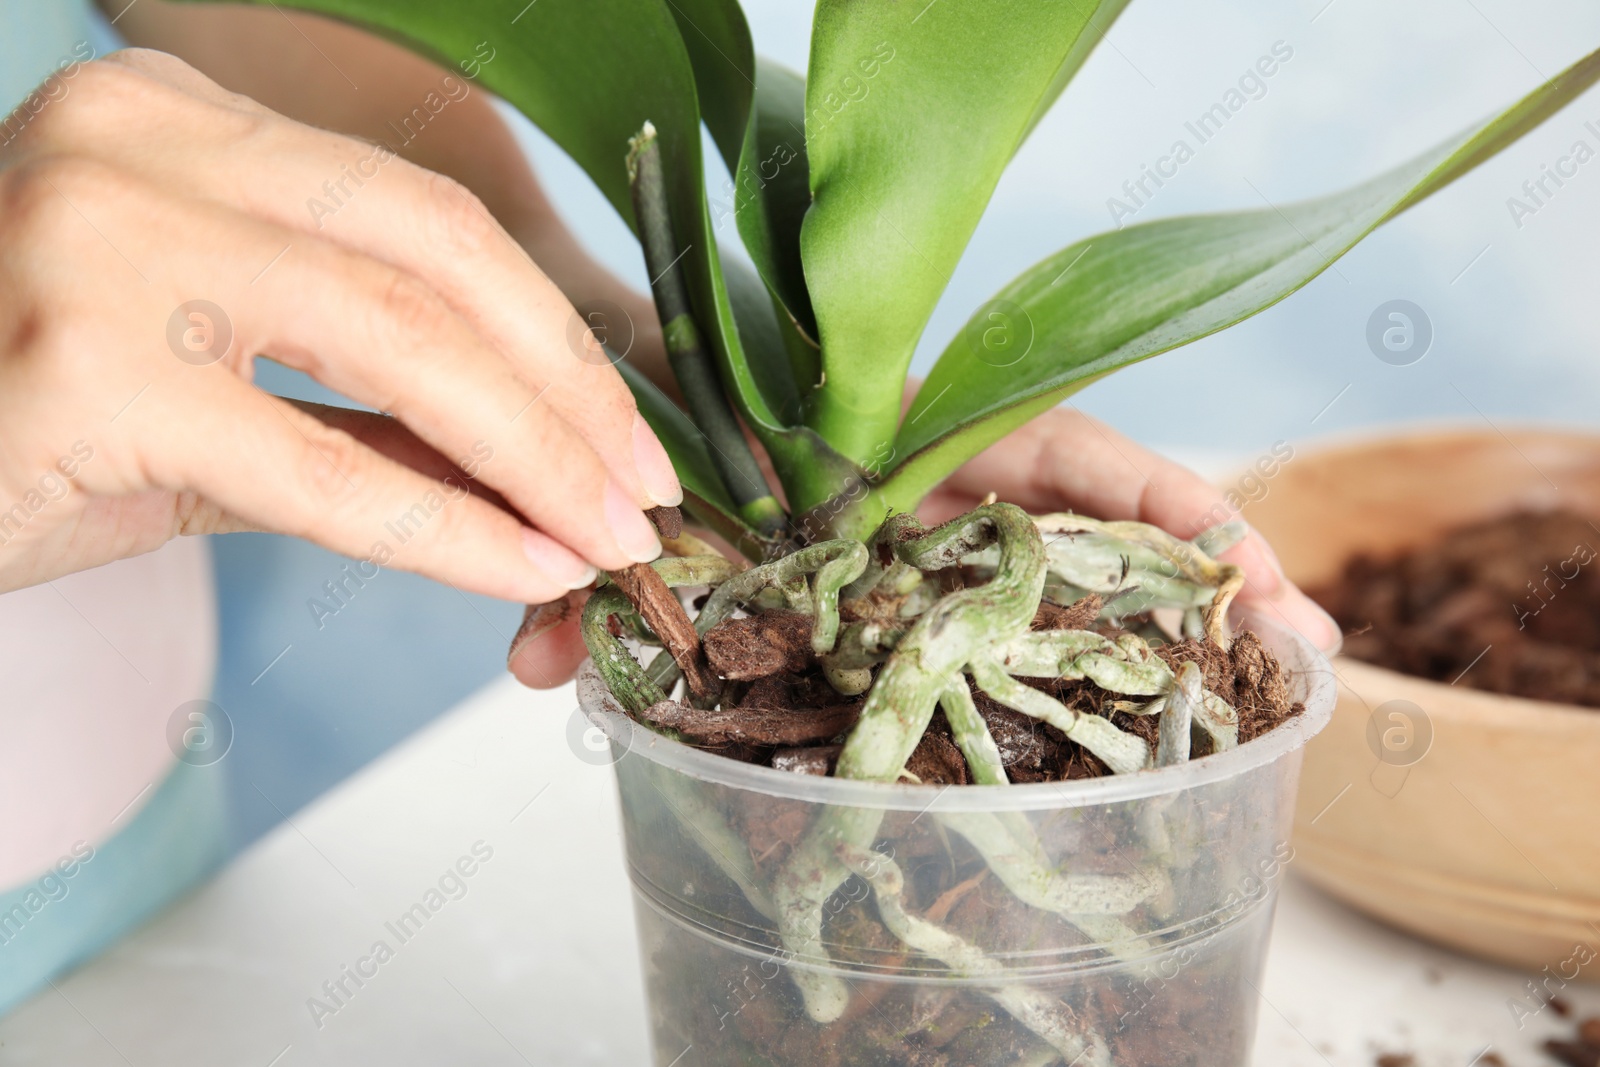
[627,122,785,537]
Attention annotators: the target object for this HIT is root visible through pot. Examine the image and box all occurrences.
[582,503,1302,1061]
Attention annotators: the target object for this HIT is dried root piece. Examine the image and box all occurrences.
[581,555,738,714]
[610,562,720,703]
[642,697,859,747]
[834,844,1111,1067]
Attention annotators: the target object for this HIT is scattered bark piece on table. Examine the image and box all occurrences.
[1374,1055,1415,1067]
[1552,995,1574,1018]
[608,561,720,702]
[1545,1040,1600,1067]
[1545,1014,1600,1067]
[643,697,859,747]
[704,610,815,680]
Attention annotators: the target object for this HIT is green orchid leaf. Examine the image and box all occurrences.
[618,362,771,560]
[660,3,815,359]
[1019,0,1133,143]
[219,0,689,225]
[721,252,803,426]
[879,43,1600,514]
[661,0,756,165]
[732,58,818,345]
[667,2,818,365]
[799,0,1130,466]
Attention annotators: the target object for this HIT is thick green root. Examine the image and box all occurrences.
[1157,662,1201,766]
[835,843,1111,1067]
[833,504,1046,782]
[968,657,1151,775]
[775,504,1047,1021]
[938,683,1007,785]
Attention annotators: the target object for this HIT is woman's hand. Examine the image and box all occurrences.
[0,50,681,599]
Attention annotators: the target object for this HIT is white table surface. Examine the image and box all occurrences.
[0,675,1588,1066]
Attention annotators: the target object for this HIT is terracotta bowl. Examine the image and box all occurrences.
[1240,426,1600,974]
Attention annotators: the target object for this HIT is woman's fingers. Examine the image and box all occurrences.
[934,405,1342,653]
[0,147,645,595]
[125,373,593,603]
[248,236,662,570]
[112,173,665,572]
[51,52,680,513]
[287,400,510,512]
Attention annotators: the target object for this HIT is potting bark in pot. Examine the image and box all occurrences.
[186,0,1600,1060]
[1241,429,1600,976]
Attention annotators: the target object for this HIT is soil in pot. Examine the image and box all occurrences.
[638,595,1303,785]
[1311,509,1600,706]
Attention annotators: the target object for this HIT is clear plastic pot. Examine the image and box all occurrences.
[578,620,1334,1066]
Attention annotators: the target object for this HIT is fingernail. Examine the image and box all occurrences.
[521,527,598,590]
[632,413,683,507]
[605,479,663,563]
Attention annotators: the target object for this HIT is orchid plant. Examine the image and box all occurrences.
[187,0,1600,1056]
